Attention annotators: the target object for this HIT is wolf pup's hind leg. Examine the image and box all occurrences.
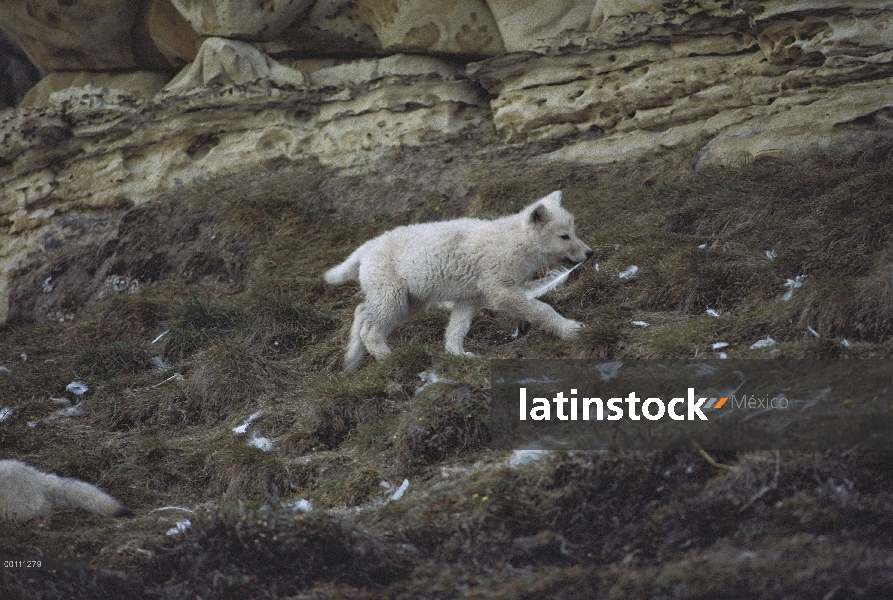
[343,303,368,372]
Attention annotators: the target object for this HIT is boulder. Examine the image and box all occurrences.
[262,0,383,57]
[352,0,504,57]
[141,0,203,69]
[168,0,313,40]
[0,0,140,72]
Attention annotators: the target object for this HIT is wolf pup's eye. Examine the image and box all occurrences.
[560,234,570,240]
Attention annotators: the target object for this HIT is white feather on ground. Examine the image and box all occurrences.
[288,499,312,512]
[233,411,263,434]
[750,336,776,350]
[523,263,582,299]
[166,520,192,535]
[148,506,195,514]
[248,434,274,451]
[781,275,806,301]
[618,265,639,279]
[509,450,551,468]
[388,479,409,501]
[66,381,89,396]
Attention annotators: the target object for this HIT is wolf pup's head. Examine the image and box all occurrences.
[525,191,593,268]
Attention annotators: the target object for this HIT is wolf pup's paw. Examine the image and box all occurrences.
[558,319,584,340]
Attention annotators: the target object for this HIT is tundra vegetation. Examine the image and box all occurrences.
[2,139,893,598]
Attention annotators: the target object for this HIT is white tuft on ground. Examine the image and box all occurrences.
[66,381,89,396]
[248,434,274,452]
[632,320,649,327]
[619,265,639,279]
[781,275,806,301]
[508,449,551,468]
[288,499,313,512]
[233,411,263,434]
[166,520,192,536]
[750,337,776,350]
[417,371,455,395]
[711,342,729,350]
[152,356,171,370]
[596,361,624,382]
[47,406,85,421]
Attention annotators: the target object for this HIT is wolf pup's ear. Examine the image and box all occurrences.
[530,204,551,225]
[541,190,562,206]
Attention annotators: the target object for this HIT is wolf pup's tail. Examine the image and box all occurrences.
[324,246,365,284]
[48,474,133,518]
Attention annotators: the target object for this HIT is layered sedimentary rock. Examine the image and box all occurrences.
[0,51,488,323]
[2,1,893,323]
[0,0,143,71]
[352,0,504,56]
[470,1,893,167]
[168,0,314,40]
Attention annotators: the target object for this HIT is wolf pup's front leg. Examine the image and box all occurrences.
[489,288,583,341]
[444,302,479,356]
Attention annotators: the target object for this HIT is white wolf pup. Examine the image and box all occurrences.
[0,459,132,525]
[325,190,592,371]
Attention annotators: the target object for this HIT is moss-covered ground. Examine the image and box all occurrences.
[2,139,893,598]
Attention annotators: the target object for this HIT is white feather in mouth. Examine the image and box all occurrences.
[523,262,582,299]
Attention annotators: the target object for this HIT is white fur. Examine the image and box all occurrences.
[325,191,592,371]
[0,459,131,524]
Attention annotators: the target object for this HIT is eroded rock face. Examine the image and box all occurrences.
[3,2,893,323]
[262,0,384,57]
[470,1,893,167]
[0,53,489,323]
[352,0,504,57]
[485,0,600,53]
[169,0,314,40]
[0,0,144,71]
[20,72,170,107]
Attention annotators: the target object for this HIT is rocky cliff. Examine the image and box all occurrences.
[2,0,893,324]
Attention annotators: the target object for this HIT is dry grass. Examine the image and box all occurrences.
[2,140,893,598]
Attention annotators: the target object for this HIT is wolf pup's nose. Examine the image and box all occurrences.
[585,250,594,259]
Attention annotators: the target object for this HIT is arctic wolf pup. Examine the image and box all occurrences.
[0,459,132,525]
[325,190,592,371]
